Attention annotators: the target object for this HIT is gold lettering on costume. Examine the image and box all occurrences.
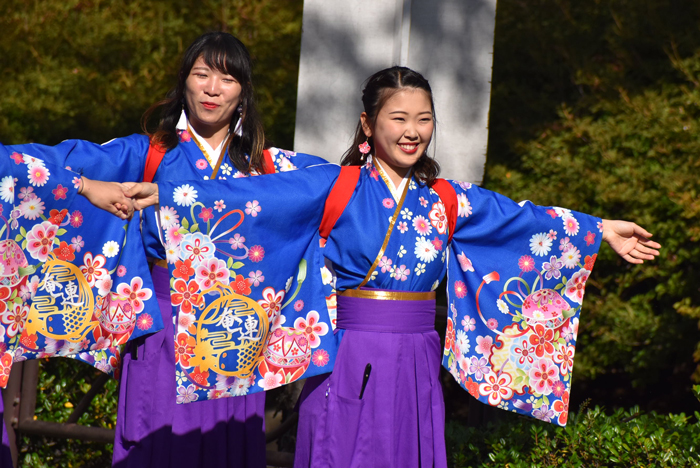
[26,257,97,342]
[189,284,269,378]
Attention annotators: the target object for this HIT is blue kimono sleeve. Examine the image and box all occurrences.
[443,180,602,426]
[3,134,150,182]
[266,147,328,172]
[0,147,162,384]
[155,164,341,403]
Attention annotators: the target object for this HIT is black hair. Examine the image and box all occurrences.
[340,66,439,185]
[142,31,267,174]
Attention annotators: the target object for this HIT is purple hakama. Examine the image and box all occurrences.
[0,397,11,467]
[295,290,447,468]
[112,266,266,468]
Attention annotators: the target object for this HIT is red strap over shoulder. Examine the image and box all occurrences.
[319,166,361,240]
[430,178,458,244]
[261,149,275,175]
[143,141,166,183]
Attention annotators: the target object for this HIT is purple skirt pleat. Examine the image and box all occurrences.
[112,266,266,468]
[0,396,12,467]
[295,293,447,468]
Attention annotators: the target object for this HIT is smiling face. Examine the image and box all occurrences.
[362,88,434,186]
[184,56,243,145]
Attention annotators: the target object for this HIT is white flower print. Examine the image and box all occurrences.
[102,240,120,258]
[529,232,553,256]
[414,236,438,263]
[397,245,407,258]
[400,208,413,220]
[159,206,179,228]
[553,207,572,219]
[496,299,509,314]
[456,330,471,355]
[173,184,198,206]
[563,216,580,236]
[0,176,15,203]
[409,180,417,190]
[457,252,474,272]
[220,163,232,176]
[414,263,426,276]
[457,192,472,218]
[561,246,581,269]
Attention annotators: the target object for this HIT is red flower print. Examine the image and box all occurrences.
[198,207,214,222]
[584,254,597,271]
[0,286,11,314]
[518,255,535,272]
[10,152,23,164]
[232,274,252,296]
[312,349,330,366]
[195,258,229,290]
[174,333,195,367]
[117,265,127,277]
[248,245,265,263]
[195,159,208,170]
[382,198,395,209]
[19,330,38,349]
[444,318,455,355]
[431,237,443,251]
[69,210,83,228]
[528,358,559,395]
[294,300,304,312]
[136,313,153,331]
[173,259,195,280]
[546,209,557,219]
[466,377,479,398]
[189,367,210,386]
[52,184,68,200]
[257,287,284,320]
[529,324,555,357]
[294,310,329,348]
[584,231,596,246]
[429,202,448,234]
[48,209,68,225]
[454,281,467,299]
[553,390,570,425]
[117,277,153,315]
[178,130,192,142]
[53,241,75,261]
[171,279,203,314]
[478,371,514,406]
[0,353,12,387]
[26,221,59,262]
[513,338,536,365]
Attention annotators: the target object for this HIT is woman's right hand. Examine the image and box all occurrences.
[122,182,159,210]
[79,177,134,220]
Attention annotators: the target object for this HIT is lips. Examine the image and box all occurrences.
[398,143,419,154]
[201,102,219,109]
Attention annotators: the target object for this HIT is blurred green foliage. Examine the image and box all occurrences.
[485,0,700,409]
[447,404,700,467]
[0,0,303,147]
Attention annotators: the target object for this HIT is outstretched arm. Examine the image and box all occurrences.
[601,219,661,264]
[79,177,134,220]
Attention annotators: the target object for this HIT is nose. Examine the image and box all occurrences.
[404,124,419,140]
[204,77,221,96]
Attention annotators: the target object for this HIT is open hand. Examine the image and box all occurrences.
[601,219,661,264]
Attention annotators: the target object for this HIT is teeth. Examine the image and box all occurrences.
[399,144,417,150]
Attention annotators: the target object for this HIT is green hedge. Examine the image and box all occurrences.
[448,401,700,467]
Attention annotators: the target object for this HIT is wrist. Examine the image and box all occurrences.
[601,219,610,243]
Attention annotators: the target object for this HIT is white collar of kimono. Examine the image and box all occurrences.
[176,110,227,168]
[372,156,411,202]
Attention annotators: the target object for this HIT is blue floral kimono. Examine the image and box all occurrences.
[154,156,601,467]
[3,128,327,468]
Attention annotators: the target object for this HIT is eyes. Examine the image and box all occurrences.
[191,72,238,84]
[391,117,433,123]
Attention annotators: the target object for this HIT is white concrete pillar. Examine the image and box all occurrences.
[294,0,497,184]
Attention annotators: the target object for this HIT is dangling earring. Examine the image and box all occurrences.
[234,105,244,137]
[358,139,371,156]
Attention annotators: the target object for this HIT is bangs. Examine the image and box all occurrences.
[200,45,247,82]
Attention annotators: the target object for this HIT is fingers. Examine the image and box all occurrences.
[630,223,654,240]
[122,182,142,198]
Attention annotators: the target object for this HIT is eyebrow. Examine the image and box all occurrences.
[387,110,432,115]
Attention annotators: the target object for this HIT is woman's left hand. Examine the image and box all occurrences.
[601,219,661,264]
